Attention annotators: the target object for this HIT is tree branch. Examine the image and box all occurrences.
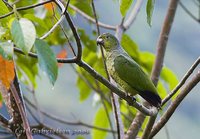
[142,0,179,138]
[10,82,32,139]
[0,0,53,19]
[68,3,116,30]
[24,97,117,134]
[40,15,65,39]
[162,56,200,106]
[123,0,143,30]
[149,71,200,138]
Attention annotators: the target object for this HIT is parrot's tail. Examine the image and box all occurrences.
[139,91,161,108]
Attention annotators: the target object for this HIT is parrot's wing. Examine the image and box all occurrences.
[114,55,161,107]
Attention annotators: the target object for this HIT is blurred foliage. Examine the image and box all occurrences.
[119,0,134,17]
[92,106,109,139]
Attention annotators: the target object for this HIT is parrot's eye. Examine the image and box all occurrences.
[106,36,110,39]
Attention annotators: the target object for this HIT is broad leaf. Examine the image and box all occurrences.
[92,106,109,139]
[11,18,36,54]
[34,39,58,85]
[120,0,133,17]
[146,0,155,26]
[77,76,92,102]
[140,51,155,73]
[70,0,93,17]
[157,81,167,99]
[0,55,15,89]
[161,67,179,92]
[76,47,97,101]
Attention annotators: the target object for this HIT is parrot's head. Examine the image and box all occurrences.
[96,33,119,52]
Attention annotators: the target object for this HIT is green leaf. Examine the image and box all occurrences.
[34,39,58,85]
[120,0,134,17]
[121,34,140,62]
[157,81,167,99]
[77,75,92,102]
[0,41,13,60]
[11,18,36,54]
[161,67,179,91]
[140,52,155,73]
[76,47,98,101]
[0,0,10,26]
[92,106,109,139]
[146,0,155,26]
[70,0,93,17]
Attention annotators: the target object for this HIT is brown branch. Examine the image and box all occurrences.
[14,47,77,63]
[124,112,146,139]
[123,0,143,30]
[162,56,200,106]
[142,0,179,138]
[10,83,32,139]
[149,71,200,138]
[68,3,116,30]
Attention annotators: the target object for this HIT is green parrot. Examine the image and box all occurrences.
[96,33,161,108]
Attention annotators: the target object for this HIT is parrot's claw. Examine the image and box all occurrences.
[130,96,136,102]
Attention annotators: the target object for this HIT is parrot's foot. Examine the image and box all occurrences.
[130,96,136,102]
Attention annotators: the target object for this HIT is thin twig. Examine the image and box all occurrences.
[14,47,77,63]
[123,0,143,30]
[179,1,200,23]
[24,97,117,134]
[40,15,65,39]
[68,3,116,30]
[52,4,76,56]
[0,0,53,19]
[162,57,200,106]
[55,0,82,61]
[149,71,200,138]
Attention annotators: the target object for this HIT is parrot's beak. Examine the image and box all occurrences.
[96,36,104,46]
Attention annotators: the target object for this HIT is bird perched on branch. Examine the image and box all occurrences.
[96,33,161,108]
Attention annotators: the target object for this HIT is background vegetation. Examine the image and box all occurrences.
[0,0,199,139]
